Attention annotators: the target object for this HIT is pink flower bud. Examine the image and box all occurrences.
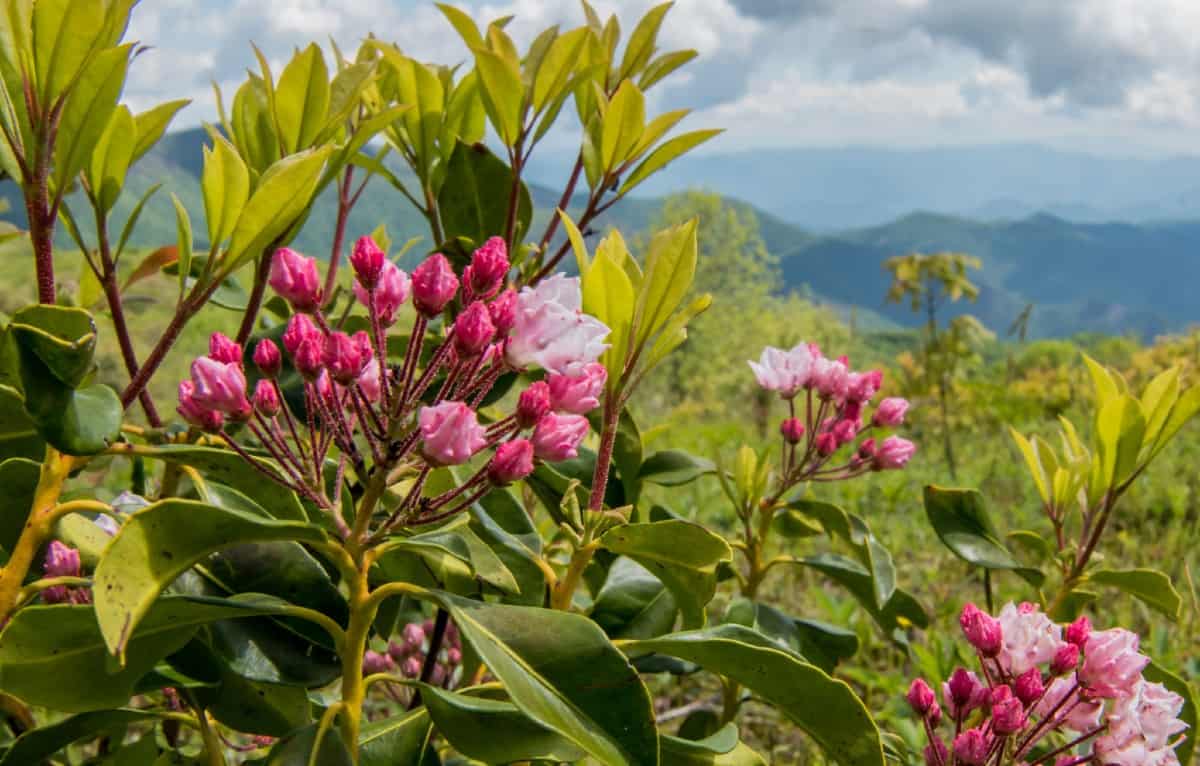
[488,288,518,335]
[350,235,386,288]
[268,247,322,312]
[815,431,838,456]
[354,261,411,326]
[907,679,937,716]
[780,417,805,444]
[960,603,1003,657]
[516,382,552,428]
[845,369,882,402]
[254,339,282,378]
[252,379,281,417]
[402,622,425,649]
[45,540,81,578]
[1080,628,1148,699]
[401,656,422,678]
[357,358,383,403]
[811,357,849,400]
[178,380,225,432]
[831,417,858,446]
[208,332,243,365]
[362,650,394,676]
[873,397,910,427]
[324,331,368,385]
[190,357,250,419]
[1065,615,1091,647]
[419,402,487,466]
[991,689,1027,735]
[1014,667,1046,705]
[282,313,321,355]
[872,435,915,470]
[454,301,496,358]
[488,439,534,485]
[531,413,589,462]
[943,668,987,720]
[923,740,948,766]
[465,236,509,300]
[856,437,877,462]
[841,399,863,423]
[412,254,459,316]
[547,363,607,414]
[290,335,323,380]
[446,647,462,665]
[952,729,991,766]
[1051,643,1080,675]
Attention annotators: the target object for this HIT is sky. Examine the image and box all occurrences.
[122,0,1200,157]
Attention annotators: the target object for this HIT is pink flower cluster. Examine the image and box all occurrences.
[362,618,463,689]
[178,236,611,533]
[908,602,1187,766]
[750,342,915,482]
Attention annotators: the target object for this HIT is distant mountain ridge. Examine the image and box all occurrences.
[3,128,1199,340]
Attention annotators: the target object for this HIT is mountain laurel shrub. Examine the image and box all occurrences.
[0,1,1192,765]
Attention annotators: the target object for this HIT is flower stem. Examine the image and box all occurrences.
[0,446,73,623]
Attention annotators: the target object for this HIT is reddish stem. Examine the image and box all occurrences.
[588,397,622,512]
[236,250,273,346]
[322,166,355,310]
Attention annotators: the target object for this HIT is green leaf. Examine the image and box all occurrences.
[0,709,158,766]
[474,47,523,146]
[202,134,250,247]
[724,598,858,674]
[635,219,697,349]
[52,43,131,191]
[0,389,44,466]
[1095,394,1146,488]
[419,684,587,762]
[436,3,485,51]
[619,2,673,80]
[532,27,588,114]
[601,79,644,170]
[9,304,97,387]
[259,722,352,766]
[600,520,731,629]
[637,449,715,486]
[87,105,135,213]
[1086,568,1182,620]
[131,99,190,163]
[23,382,122,456]
[32,0,107,102]
[274,43,329,152]
[662,723,767,766]
[468,490,547,606]
[170,193,192,299]
[193,647,312,736]
[414,590,658,766]
[1143,661,1196,766]
[0,596,293,712]
[783,499,898,608]
[923,486,1042,584]
[359,708,435,766]
[0,457,38,557]
[93,499,331,657]
[135,445,306,521]
[639,49,698,90]
[437,140,531,245]
[591,556,679,639]
[621,625,884,766]
[1082,354,1120,406]
[227,146,331,269]
[792,553,929,634]
[620,129,721,195]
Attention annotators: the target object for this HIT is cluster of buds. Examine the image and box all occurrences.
[41,541,90,605]
[178,236,610,536]
[749,342,915,483]
[362,618,464,688]
[907,602,1187,765]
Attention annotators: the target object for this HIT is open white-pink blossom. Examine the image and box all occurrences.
[748,343,818,398]
[505,274,610,375]
[1081,628,1150,698]
[996,601,1067,676]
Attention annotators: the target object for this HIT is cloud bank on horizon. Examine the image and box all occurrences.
[125,0,1200,156]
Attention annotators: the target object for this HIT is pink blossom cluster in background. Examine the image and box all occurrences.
[908,602,1187,765]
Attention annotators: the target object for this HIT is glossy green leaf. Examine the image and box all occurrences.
[724,598,858,673]
[52,43,131,190]
[170,193,192,298]
[360,708,435,766]
[600,520,731,628]
[591,556,679,639]
[437,140,531,246]
[621,625,884,766]
[133,445,307,521]
[9,304,96,387]
[415,590,658,765]
[468,490,546,606]
[93,499,330,656]
[202,134,250,247]
[32,0,107,101]
[601,79,644,170]
[275,43,329,152]
[635,219,697,349]
[639,49,698,90]
[620,129,721,195]
[662,724,766,766]
[259,722,352,766]
[474,47,523,145]
[131,99,190,163]
[1087,568,1182,620]
[0,385,43,463]
[784,499,898,607]
[87,105,135,213]
[619,2,673,80]
[419,684,587,762]
[0,596,292,712]
[23,382,122,456]
[0,709,158,766]
[923,486,1042,585]
[0,457,37,557]
[637,449,716,485]
[792,553,929,634]
[227,146,331,269]
[437,3,485,50]
[532,27,588,113]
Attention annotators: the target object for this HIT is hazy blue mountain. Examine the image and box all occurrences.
[3,128,1199,339]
